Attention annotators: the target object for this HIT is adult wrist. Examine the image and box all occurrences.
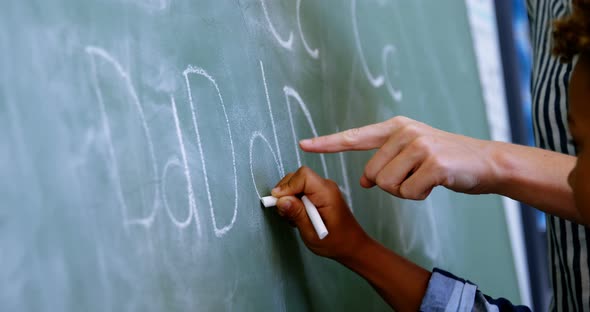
[484,140,514,194]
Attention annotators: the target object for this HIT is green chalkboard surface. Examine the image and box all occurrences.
[1,0,521,310]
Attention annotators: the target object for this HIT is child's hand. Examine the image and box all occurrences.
[273,167,433,312]
[271,166,371,261]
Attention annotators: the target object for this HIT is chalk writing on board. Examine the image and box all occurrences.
[254,62,354,214]
[260,60,286,177]
[261,0,319,60]
[284,86,328,178]
[165,95,199,232]
[352,0,403,102]
[260,0,294,50]
[162,155,194,229]
[382,44,403,102]
[183,65,239,238]
[85,46,160,228]
[395,197,441,263]
[296,0,319,59]
[1,3,525,308]
[249,131,283,199]
[82,0,417,240]
[134,0,171,11]
[84,52,362,238]
[352,0,384,88]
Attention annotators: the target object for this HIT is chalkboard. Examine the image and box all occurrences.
[1,0,522,310]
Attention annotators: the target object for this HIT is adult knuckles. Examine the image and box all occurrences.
[342,127,362,147]
[389,116,426,135]
[363,164,377,182]
[388,115,412,127]
[399,122,422,138]
[429,158,456,188]
[428,156,451,178]
[421,157,455,192]
[375,172,390,189]
[382,183,403,198]
[399,183,424,200]
[409,135,435,155]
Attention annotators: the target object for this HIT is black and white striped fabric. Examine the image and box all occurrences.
[527,0,589,311]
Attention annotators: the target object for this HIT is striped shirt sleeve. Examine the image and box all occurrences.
[526,0,536,23]
[420,268,531,312]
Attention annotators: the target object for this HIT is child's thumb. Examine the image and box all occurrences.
[276,196,313,232]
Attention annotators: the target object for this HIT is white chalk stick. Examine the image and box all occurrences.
[261,196,278,208]
[301,196,329,240]
[260,195,329,240]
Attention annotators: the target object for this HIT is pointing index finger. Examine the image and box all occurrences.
[299,120,397,153]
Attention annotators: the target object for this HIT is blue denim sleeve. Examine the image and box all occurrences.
[419,268,532,312]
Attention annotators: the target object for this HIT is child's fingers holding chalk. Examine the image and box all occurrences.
[272,166,324,199]
[273,172,295,191]
[275,196,317,238]
[268,166,369,259]
[268,168,330,240]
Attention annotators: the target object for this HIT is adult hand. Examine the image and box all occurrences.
[299,116,498,199]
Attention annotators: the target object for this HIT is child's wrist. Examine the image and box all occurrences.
[334,234,378,269]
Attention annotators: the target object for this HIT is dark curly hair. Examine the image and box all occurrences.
[552,0,590,62]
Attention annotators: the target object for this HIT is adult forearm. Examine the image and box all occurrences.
[490,141,579,222]
[336,238,431,311]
